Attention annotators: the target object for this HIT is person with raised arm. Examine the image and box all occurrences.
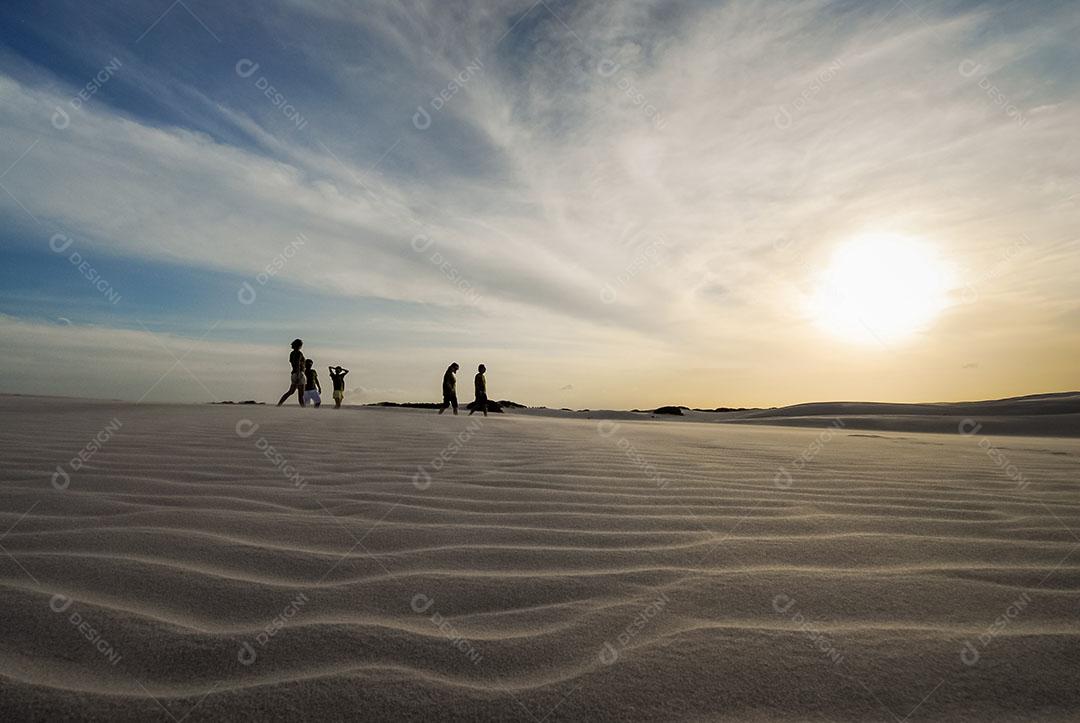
[328,365,349,409]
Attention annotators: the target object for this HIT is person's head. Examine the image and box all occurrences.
[334,365,342,373]
[478,364,486,373]
[305,359,313,369]
[291,338,303,349]
[449,362,459,372]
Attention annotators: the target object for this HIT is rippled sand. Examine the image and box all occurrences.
[1,395,1079,720]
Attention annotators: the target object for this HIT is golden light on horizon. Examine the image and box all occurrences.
[809,234,955,345]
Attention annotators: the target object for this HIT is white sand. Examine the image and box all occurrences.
[1,394,1079,720]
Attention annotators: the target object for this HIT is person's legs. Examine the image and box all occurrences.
[451,394,458,415]
[278,384,297,406]
[296,386,305,406]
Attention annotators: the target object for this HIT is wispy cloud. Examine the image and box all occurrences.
[1,0,1078,405]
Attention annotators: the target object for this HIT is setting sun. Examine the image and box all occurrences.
[810,234,955,345]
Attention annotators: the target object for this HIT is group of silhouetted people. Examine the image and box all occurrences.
[276,339,490,415]
[276,339,349,409]
[438,362,490,417]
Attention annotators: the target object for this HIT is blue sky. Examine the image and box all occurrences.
[1,0,1078,406]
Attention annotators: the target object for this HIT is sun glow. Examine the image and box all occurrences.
[810,234,954,345]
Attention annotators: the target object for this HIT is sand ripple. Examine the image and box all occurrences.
[1,396,1079,720]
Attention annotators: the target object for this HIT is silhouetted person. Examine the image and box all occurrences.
[438,362,459,415]
[304,359,322,407]
[277,338,306,406]
[469,364,488,417]
[329,365,349,409]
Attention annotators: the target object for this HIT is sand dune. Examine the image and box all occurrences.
[519,391,1080,438]
[1,395,1079,720]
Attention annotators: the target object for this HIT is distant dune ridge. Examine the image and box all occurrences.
[1,394,1079,719]
[728,390,1080,420]
[513,392,1080,439]
[715,391,1080,438]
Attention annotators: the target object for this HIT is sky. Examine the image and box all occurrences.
[0,0,1078,409]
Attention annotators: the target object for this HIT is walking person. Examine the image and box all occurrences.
[328,365,349,409]
[276,338,306,406]
[438,362,459,415]
[469,364,488,417]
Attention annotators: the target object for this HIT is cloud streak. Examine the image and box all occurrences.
[0,0,1078,405]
